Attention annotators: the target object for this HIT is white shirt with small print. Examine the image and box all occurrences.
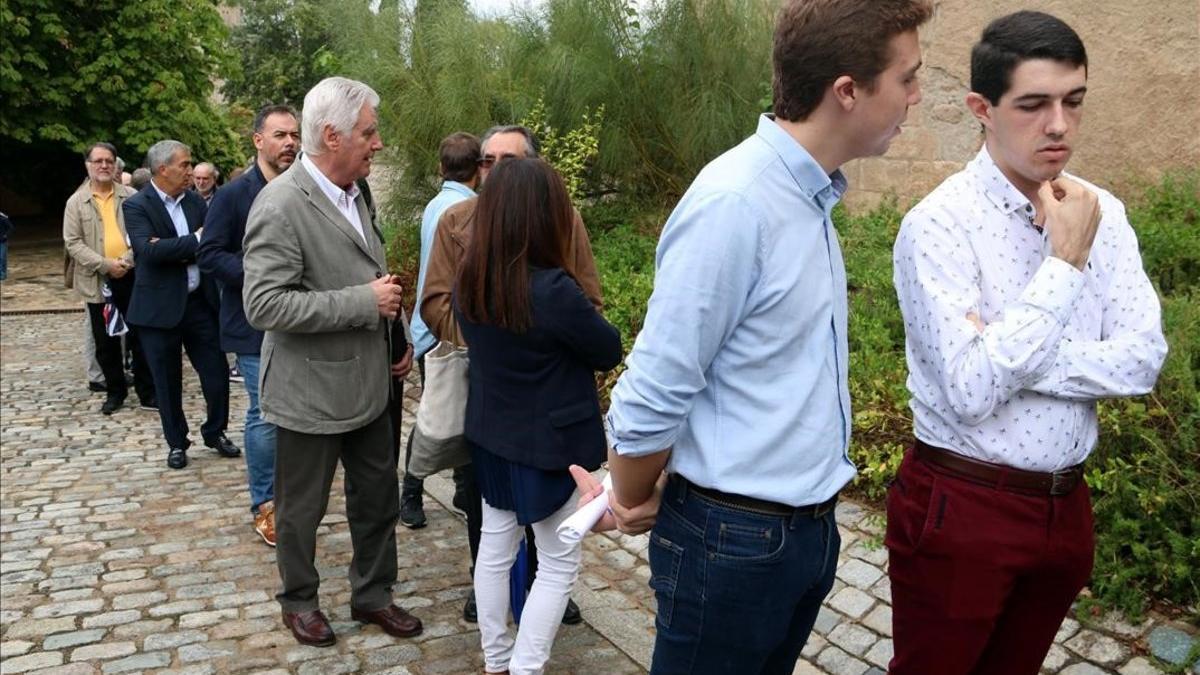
[893,146,1167,472]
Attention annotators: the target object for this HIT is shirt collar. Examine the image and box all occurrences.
[302,155,360,207]
[151,180,183,207]
[754,114,847,208]
[90,183,115,201]
[971,145,1037,221]
[442,180,475,198]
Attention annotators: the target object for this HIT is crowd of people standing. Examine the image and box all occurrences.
[54,1,1167,674]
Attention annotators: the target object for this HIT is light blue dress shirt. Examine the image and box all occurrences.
[410,180,475,358]
[152,182,200,293]
[606,114,857,507]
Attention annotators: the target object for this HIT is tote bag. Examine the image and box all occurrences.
[408,341,472,478]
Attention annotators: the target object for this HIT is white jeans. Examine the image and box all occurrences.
[475,497,581,675]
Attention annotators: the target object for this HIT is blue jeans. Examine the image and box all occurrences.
[236,354,276,513]
[648,476,840,675]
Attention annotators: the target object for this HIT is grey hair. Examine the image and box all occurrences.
[301,77,380,157]
[480,125,539,158]
[130,168,152,190]
[194,162,219,179]
[145,140,190,173]
[116,157,126,173]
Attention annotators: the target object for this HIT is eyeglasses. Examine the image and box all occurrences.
[476,153,519,169]
[88,158,116,166]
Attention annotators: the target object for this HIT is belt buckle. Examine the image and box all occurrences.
[1050,470,1074,496]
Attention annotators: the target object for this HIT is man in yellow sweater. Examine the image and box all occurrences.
[63,142,156,414]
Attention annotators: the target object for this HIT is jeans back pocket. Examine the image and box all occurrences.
[648,532,684,629]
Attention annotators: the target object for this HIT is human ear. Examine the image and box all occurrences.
[832,75,857,111]
[965,92,994,130]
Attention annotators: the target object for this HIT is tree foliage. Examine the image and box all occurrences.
[221,0,343,109]
[0,0,244,169]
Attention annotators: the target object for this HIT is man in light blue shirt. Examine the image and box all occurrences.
[574,1,932,672]
[400,131,480,529]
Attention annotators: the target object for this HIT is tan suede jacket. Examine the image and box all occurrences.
[62,182,137,303]
[419,197,603,347]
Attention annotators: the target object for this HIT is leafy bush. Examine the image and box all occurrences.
[1085,172,1199,617]
[520,97,605,202]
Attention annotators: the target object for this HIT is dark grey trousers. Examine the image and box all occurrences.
[274,410,399,613]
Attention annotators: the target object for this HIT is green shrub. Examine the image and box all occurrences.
[836,200,913,501]
[1085,172,1199,617]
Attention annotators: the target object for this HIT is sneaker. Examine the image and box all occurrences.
[399,493,427,529]
[254,504,276,547]
[229,365,244,383]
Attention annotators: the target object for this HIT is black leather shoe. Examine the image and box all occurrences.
[88,381,107,393]
[205,434,241,458]
[167,447,188,470]
[100,395,125,416]
[399,493,427,529]
[138,397,158,411]
[462,591,477,623]
[562,598,582,625]
[282,609,336,647]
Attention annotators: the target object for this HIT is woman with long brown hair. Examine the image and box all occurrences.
[455,158,621,674]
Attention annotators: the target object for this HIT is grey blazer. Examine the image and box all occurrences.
[242,163,393,435]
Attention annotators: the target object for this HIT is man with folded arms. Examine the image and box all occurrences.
[887,12,1167,674]
[124,139,239,468]
[244,76,421,647]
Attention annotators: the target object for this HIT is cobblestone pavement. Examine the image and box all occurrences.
[1,313,642,674]
[3,308,1197,675]
[1,240,81,313]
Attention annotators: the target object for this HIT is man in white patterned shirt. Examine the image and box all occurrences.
[888,11,1166,675]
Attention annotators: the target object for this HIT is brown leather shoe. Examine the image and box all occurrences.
[351,604,423,638]
[282,609,336,647]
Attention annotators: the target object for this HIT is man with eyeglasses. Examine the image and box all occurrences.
[420,124,601,626]
[63,142,157,415]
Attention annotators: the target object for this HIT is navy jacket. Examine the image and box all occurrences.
[197,164,268,354]
[124,184,217,328]
[455,268,623,471]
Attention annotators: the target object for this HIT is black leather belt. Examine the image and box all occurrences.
[914,440,1084,497]
[673,475,837,518]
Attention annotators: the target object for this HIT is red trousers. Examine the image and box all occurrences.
[885,449,1094,675]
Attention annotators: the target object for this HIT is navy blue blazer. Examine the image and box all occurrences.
[197,164,268,354]
[124,184,217,329]
[455,268,623,472]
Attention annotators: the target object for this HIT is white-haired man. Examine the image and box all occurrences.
[192,162,220,206]
[243,76,420,647]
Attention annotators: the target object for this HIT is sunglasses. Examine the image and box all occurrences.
[476,152,519,169]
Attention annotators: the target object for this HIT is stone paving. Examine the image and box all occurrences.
[2,242,1198,674]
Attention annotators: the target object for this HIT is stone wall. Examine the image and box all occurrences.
[841,0,1200,211]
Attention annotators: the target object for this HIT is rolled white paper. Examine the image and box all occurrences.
[557,473,613,545]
